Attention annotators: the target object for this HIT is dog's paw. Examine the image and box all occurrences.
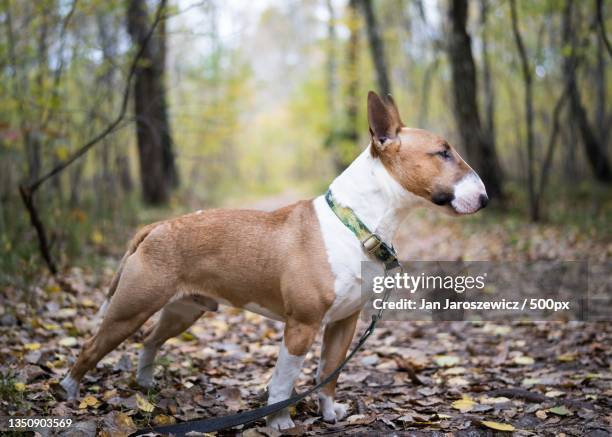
[136,372,155,389]
[319,395,348,423]
[267,412,295,430]
[60,375,79,400]
[136,349,156,388]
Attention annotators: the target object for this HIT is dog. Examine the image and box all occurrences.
[61,91,488,430]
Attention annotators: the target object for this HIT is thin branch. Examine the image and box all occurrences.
[534,86,569,215]
[19,186,57,273]
[359,0,392,96]
[596,0,612,58]
[27,0,166,193]
[51,0,79,91]
[510,0,537,220]
[19,0,166,275]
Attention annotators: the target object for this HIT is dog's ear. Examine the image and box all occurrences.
[367,91,402,152]
[383,93,404,128]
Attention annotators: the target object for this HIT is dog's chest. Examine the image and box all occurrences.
[313,196,370,324]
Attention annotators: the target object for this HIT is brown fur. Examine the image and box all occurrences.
[66,91,480,420]
[68,201,336,381]
[367,92,472,204]
[317,311,360,397]
[380,128,471,199]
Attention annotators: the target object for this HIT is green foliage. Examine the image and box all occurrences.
[0,0,610,283]
[0,371,24,407]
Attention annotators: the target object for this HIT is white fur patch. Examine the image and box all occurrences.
[451,171,487,214]
[266,342,305,430]
[314,145,424,324]
[96,299,109,318]
[318,392,348,423]
[136,347,156,387]
[60,375,79,400]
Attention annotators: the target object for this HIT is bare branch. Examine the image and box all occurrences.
[596,0,612,58]
[535,86,569,216]
[28,0,166,193]
[510,0,537,220]
[19,0,167,275]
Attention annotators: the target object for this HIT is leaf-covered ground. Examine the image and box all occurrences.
[1,206,611,436]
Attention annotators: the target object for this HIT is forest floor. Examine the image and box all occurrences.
[1,194,611,436]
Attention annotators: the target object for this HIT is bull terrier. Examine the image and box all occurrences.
[61,91,488,430]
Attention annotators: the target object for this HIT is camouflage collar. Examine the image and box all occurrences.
[325,190,399,268]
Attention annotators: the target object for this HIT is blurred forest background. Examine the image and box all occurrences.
[1,1,611,433]
[0,0,610,278]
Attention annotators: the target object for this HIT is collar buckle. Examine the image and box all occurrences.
[361,233,383,254]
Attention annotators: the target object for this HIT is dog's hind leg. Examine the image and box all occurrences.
[61,257,173,400]
[266,318,319,430]
[136,296,216,387]
[315,311,359,423]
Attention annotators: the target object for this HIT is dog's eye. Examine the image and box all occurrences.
[437,150,452,160]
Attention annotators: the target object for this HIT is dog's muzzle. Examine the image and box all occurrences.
[451,172,488,214]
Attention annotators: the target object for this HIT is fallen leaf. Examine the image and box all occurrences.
[136,393,155,413]
[153,414,176,426]
[434,355,460,367]
[443,366,466,375]
[79,395,99,409]
[481,421,515,431]
[180,331,196,341]
[217,387,243,411]
[521,377,541,386]
[59,337,78,347]
[557,353,576,362]
[480,396,511,404]
[102,411,136,437]
[81,298,97,308]
[447,376,470,386]
[346,414,375,425]
[361,355,379,366]
[548,405,571,416]
[513,355,535,365]
[24,342,41,351]
[45,284,61,293]
[451,396,476,412]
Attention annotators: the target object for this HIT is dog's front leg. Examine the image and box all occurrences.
[266,319,319,430]
[316,311,359,422]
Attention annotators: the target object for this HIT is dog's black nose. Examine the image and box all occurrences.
[479,194,489,209]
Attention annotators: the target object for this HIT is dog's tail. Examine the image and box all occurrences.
[96,223,159,318]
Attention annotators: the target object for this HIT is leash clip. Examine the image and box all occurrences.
[361,233,383,254]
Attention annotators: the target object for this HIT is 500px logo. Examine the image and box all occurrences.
[372,272,487,294]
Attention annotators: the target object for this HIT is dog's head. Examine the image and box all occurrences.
[367,91,488,215]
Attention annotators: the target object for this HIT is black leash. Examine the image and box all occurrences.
[133,260,401,436]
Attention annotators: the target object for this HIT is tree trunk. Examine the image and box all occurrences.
[325,0,339,156]
[510,0,537,220]
[480,0,495,144]
[359,0,392,96]
[595,20,608,145]
[157,14,179,189]
[418,58,439,128]
[127,0,178,204]
[97,12,117,209]
[447,0,503,200]
[335,0,361,172]
[562,0,611,182]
